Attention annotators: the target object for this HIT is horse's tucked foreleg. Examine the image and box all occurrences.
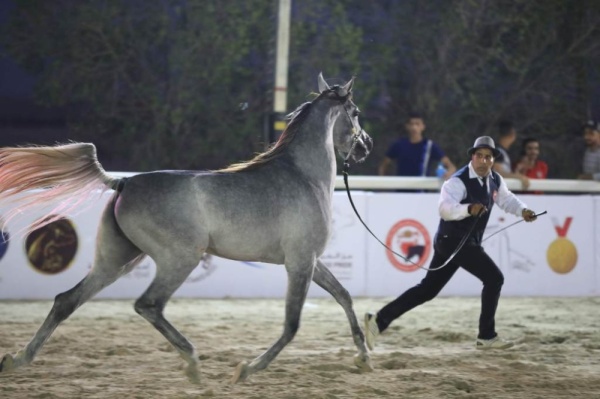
[312,260,373,371]
[134,259,201,384]
[232,261,314,384]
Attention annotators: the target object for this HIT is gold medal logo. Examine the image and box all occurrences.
[25,217,78,275]
[546,217,577,274]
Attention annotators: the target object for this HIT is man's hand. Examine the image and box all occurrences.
[522,208,537,222]
[468,203,487,217]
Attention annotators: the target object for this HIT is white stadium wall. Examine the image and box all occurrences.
[0,189,598,300]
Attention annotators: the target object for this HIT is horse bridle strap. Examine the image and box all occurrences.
[341,162,483,272]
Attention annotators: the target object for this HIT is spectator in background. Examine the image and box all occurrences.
[493,120,530,190]
[578,120,600,181]
[514,138,548,179]
[379,112,456,179]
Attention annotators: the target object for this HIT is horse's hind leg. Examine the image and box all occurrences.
[232,255,315,383]
[133,252,202,384]
[312,259,373,371]
[0,199,142,373]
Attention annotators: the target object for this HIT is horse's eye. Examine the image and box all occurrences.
[353,109,360,117]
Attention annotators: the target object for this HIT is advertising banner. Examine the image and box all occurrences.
[0,191,597,299]
[364,193,597,297]
[0,191,369,299]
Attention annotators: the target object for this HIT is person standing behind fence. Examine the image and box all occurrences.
[578,120,600,181]
[365,136,538,352]
[379,112,456,180]
[493,120,530,190]
[514,138,548,187]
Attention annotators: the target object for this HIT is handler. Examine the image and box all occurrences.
[365,136,538,350]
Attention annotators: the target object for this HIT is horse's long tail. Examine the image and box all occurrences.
[0,142,123,235]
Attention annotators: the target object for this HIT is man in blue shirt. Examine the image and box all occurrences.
[379,113,456,179]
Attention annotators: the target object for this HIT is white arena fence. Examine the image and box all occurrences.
[0,174,599,300]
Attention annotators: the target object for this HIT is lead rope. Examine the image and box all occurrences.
[341,159,483,272]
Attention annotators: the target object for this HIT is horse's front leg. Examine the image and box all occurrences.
[312,259,373,371]
[232,256,315,383]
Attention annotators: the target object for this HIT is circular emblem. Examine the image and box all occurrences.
[385,219,432,272]
[546,237,577,274]
[25,217,78,275]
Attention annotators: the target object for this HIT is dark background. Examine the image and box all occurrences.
[1,0,598,177]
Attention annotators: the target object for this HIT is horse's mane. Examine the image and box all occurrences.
[217,97,318,173]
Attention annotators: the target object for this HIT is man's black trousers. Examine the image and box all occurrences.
[377,235,504,340]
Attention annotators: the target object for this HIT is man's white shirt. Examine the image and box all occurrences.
[438,162,527,221]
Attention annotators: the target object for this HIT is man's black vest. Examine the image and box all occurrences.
[437,165,499,244]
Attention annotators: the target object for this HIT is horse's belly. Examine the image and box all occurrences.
[205,233,285,264]
[206,246,285,264]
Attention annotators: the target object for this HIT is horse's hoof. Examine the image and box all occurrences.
[185,365,201,385]
[0,354,15,373]
[353,353,374,372]
[231,361,250,384]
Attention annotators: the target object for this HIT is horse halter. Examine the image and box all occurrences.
[336,95,362,163]
[318,85,365,164]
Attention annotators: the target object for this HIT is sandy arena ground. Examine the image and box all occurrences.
[1,296,599,398]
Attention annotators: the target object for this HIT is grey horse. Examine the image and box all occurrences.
[0,73,374,383]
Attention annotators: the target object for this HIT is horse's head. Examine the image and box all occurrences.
[318,73,373,163]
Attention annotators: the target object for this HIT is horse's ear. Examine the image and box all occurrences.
[338,76,354,97]
[334,76,354,98]
[318,72,330,93]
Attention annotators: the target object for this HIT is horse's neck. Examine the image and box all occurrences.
[288,107,338,195]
